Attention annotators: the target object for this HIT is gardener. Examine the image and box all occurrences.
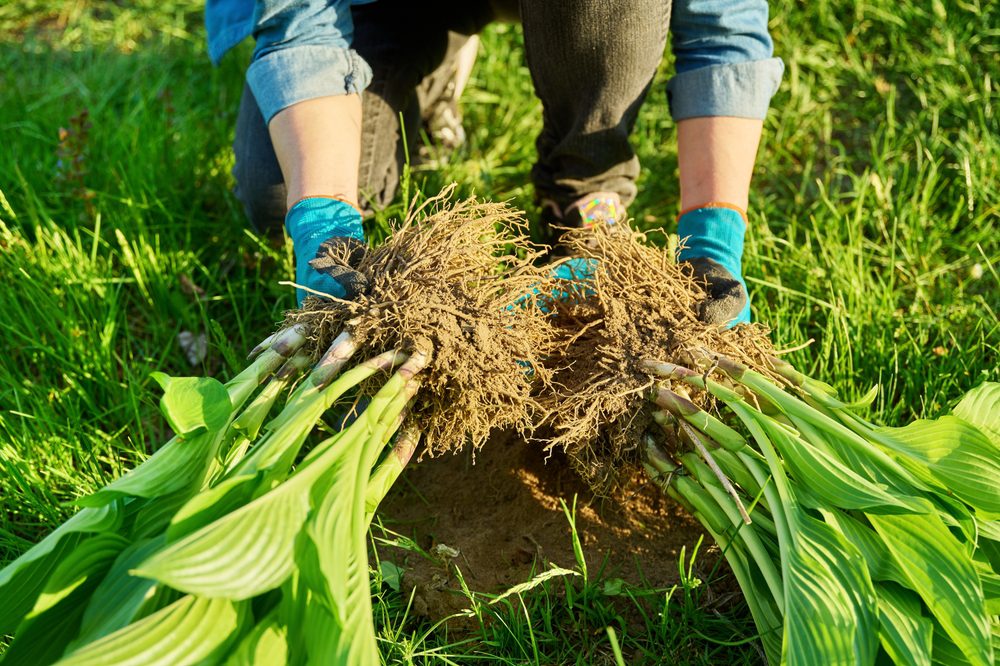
[206,0,783,327]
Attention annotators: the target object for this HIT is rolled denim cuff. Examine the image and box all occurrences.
[667,57,784,120]
[247,45,373,124]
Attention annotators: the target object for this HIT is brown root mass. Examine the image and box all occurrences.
[540,224,776,492]
[282,190,559,456]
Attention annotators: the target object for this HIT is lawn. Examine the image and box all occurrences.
[1,0,997,663]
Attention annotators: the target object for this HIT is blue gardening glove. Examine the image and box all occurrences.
[285,197,368,306]
[677,206,750,327]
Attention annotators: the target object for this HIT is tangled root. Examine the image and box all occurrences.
[282,189,560,456]
[539,223,776,493]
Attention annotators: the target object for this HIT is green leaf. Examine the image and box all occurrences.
[868,512,993,666]
[165,471,265,542]
[781,511,879,666]
[0,503,122,635]
[223,610,288,666]
[72,536,165,648]
[820,510,908,584]
[132,465,321,600]
[0,577,95,666]
[952,382,1000,446]
[55,595,246,666]
[379,561,403,593]
[770,422,927,514]
[875,582,933,666]
[973,559,1000,616]
[73,376,233,508]
[151,373,232,437]
[875,416,1000,519]
[28,533,129,617]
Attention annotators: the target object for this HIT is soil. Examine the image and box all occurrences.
[376,430,715,622]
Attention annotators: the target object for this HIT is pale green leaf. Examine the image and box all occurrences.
[820,510,908,584]
[952,382,1000,446]
[29,533,129,617]
[76,432,219,508]
[781,511,879,666]
[165,470,265,542]
[224,611,288,666]
[73,536,165,648]
[868,512,993,666]
[151,373,232,437]
[772,423,927,514]
[132,473,314,600]
[0,502,122,634]
[876,416,1000,518]
[875,582,933,666]
[55,595,246,666]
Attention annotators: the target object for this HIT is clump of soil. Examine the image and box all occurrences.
[540,224,778,492]
[282,190,560,455]
[377,430,722,622]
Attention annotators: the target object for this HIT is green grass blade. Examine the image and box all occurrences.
[868,511,993,666]
[55,595,246,666]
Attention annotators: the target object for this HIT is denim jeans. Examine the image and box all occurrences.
[231,0,782,232]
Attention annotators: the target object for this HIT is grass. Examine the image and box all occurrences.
[1,0,997,662]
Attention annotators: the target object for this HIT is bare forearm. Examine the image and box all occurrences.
[268,94,363,210]
[677,116,764,212]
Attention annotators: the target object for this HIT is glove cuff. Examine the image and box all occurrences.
[285,197,365,248]
[677,205,746,279]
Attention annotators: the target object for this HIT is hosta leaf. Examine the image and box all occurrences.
[0,502,122,634]
[132,465,322,599]
[931,623,975,666]
[973,559,1000,615]
[151,373,232,437]
[165,470,266,542]
[875,582,933,666]
[75,430,221,508]
[770,423,926,514]
[28,533,129,617]
[55,595,245,666]
[868,512,993,666]
[72,536,165,647]
[781,510,879,666]
[874,416,1000,519]
[952,382,1000,446]
[820,510,907,584]
[74,376,233,509]
[224,610,288,666]
[0,577,95,666]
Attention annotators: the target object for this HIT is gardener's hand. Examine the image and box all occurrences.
[285,197,369,306]
[677,205,750,327]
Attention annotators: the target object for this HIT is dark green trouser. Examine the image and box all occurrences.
[232,0,672,231]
